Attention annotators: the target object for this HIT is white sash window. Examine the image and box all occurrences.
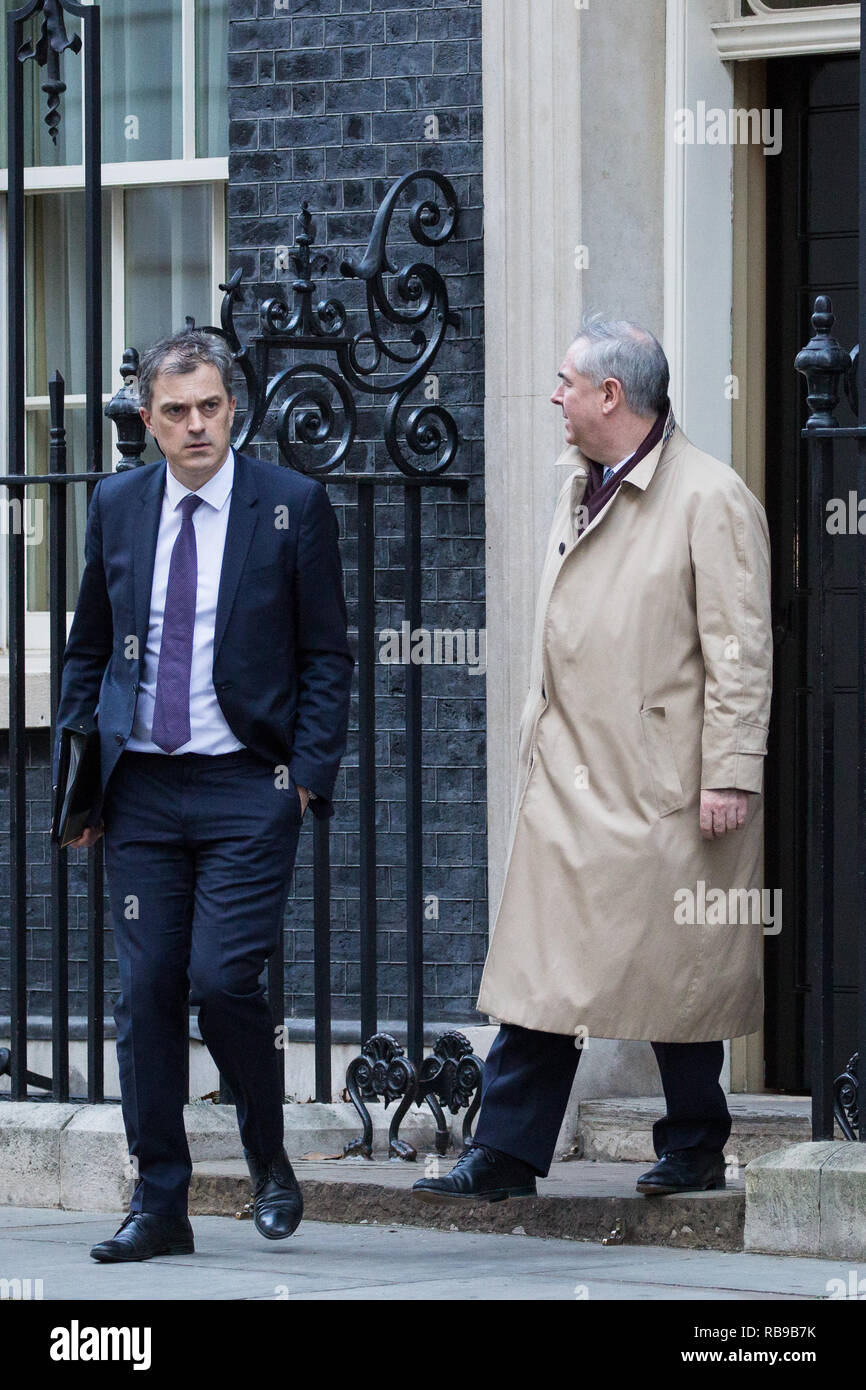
[0,0,229,656]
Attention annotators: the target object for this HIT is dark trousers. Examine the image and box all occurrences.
[473,1023,732,1176]
[102,748,302,1216]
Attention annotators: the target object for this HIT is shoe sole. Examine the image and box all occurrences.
[412,1184,537,1206]
[90,1241,195,1263]
[636,1178,726,1196]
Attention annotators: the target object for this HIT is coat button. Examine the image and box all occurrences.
[114,733,124,745]
[559,542,566,555]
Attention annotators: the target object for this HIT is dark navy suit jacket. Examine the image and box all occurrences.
[52,449,354,822]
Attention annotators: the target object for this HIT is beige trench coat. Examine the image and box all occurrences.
[477,416,773,1042]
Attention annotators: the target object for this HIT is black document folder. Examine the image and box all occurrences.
[51,726,101,848]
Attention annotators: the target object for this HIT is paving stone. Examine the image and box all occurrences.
[0,1206,856,1301]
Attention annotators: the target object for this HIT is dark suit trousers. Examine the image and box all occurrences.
[102,748,302,1216]
[472,1024,732,1177]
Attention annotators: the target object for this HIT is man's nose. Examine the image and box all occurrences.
[188,409,205,432]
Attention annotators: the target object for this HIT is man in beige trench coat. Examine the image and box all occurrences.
[414,314,773,1205]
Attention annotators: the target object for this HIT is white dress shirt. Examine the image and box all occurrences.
[127,446,245,755]
[571,452,633,537]
[602,453,632,485]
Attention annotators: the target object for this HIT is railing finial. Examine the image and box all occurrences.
[795,294,853,429]
[104,348,147,472]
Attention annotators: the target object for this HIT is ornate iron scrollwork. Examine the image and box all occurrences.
[834,1053,859,1141]
[343,1032,418,1161]
[15,0,82,145]
[0,1046,53,1093]
[846,343,860,418]
[415,1031,484,1157]
[186,170,461,478]
[342,1029,483,1161]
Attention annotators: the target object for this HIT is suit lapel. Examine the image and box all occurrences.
[213,450,259,659]
[133,461,167,651]
[132,449,260,662]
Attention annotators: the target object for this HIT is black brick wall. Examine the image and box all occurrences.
[226,0,486,1025]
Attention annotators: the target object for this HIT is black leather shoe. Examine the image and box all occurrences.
[244,1146,304,1239]
[412,1141,538,1205]
[90,1212,194,1263]
[636,1148,726,1196]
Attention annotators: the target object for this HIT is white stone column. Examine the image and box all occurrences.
[482,0,669,917]
[481,0,583,917]
[481,0,688,1109]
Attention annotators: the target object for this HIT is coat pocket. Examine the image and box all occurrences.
[639,704,685,817]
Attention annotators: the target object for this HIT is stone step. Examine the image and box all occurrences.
[190,1156,745,1252]
[573,1093,825,1166]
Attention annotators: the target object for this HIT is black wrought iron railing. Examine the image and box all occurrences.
[796,296,866,1145]
[3,0,483,1160]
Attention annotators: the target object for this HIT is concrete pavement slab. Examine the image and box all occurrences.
[0,1208,862,1302]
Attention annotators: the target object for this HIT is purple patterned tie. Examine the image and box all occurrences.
[151,493,204,753]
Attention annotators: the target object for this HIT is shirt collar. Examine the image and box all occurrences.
[164,445,234,513]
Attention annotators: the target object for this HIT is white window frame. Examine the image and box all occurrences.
[0,0,228,657]
[712,1,860,61]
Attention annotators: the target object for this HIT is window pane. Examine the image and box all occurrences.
[101,1,182,162]
[196,0,229,158]
[24,408,113,615]
[2,2,188,168]
[124,183,213,360]
[0,0,84,168]
[25,192,112,399]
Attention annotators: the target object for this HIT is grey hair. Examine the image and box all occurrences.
[569,313,670,417]
[137,330,235,412]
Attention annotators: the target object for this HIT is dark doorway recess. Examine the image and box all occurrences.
[765,53,859,1093]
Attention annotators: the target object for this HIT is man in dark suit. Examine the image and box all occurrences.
[52,330,353,1262]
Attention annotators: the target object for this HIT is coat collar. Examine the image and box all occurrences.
[621,406,680,492]
[132,446,260,662]
[562,406,681,546]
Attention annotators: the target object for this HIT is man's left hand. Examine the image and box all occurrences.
[297,785,310,816]
[700,788,749,840]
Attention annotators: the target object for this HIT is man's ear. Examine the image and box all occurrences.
[138,410,160,451]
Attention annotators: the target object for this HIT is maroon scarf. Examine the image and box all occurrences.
[576,403,670,539]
